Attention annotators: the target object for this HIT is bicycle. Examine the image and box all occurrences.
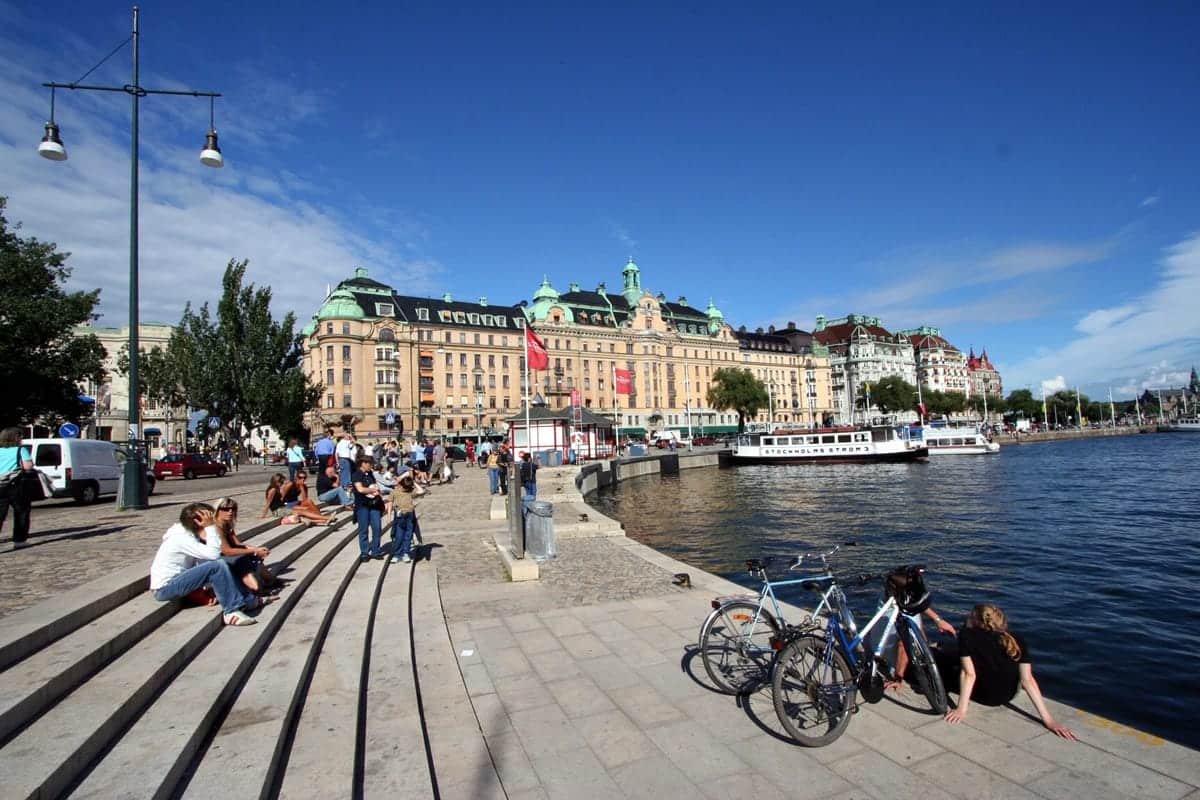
[698,545,847,695]
[771,564,948,747]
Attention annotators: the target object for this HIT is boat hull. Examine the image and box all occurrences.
[730,447,928,465]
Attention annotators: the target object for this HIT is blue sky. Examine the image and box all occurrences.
[2,1,1198,400]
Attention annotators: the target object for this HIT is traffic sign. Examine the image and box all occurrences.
[385,412,396,425]
[58,422,80,438]
[207,417,221,429]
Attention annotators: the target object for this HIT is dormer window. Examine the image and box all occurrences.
[375,303,395,317]
[416,307,430,321]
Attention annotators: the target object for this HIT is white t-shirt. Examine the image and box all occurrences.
[149,523,223,590]
[335,438,355,460]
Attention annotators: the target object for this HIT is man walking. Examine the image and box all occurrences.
[335,432,356,490]
[313,429,335,469]
[431,440,447,485]
[519,451,538,500]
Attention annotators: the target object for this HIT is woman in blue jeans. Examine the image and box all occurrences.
[352,455,384,562]
[148,502,271,626]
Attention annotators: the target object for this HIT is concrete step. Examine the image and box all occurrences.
[0,520,348,800]
[0,520,322,746]
[67,520,358,800]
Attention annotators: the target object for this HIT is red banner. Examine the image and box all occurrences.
[525,326,548,370]
[614,368,632,395]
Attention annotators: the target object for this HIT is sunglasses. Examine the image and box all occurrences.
[218,505,238,512]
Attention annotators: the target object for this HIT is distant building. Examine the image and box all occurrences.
[299,260,836,442]
[902,326,969,395]
[966,347,1003,398]
[813,314,917,422]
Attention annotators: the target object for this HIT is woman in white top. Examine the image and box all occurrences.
[148,502,269,626]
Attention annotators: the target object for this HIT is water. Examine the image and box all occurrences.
[594,433,1200,749]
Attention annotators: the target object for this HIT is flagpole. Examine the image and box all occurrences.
[612,362,620,456]
[524,324,531,457]
[1108,387,1116,427]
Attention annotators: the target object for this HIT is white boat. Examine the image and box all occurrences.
[731,424,928,464]
[911,425,1000,455]
[1159,417,1200,433]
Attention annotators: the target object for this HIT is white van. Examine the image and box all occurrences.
[21,438,156,504]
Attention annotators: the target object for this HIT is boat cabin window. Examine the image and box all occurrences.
[821,435,835,444]
[837,434,851,443]
[872,428,889,442]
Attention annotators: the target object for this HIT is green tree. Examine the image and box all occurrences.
[116,342,187,411]
[707,368,768,432]
[966,392,1004,418]
[1005,388,1041,423]
[159,259,321,443]
[858,375,917,415]
[0,197,107,425]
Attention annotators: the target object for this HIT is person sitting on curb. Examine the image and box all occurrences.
[261,473,330,525]
[316,460,353,509]
[886,606,957,691]
[941,603,1077,740]
[213,496,284,595]
[149,502,273,626]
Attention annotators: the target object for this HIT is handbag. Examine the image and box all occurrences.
[20,469,55,499]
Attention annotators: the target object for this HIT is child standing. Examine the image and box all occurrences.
[390,470,422,564]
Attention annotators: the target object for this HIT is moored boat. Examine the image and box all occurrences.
[908,425,1000,455]
[731,424,928,464]
[1158,417,1200,433]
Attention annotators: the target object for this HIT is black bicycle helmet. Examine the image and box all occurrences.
[887,566,931,615]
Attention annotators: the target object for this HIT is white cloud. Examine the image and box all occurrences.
[1141,195,1160,207]
[0,16,431,329]
[1041,376,1067,394]
[1004,231,1200,396]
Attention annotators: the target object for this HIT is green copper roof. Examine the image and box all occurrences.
[316,288,365,320]
[706,299,724,320]
[532,275,559,302]
[300,316,318,337]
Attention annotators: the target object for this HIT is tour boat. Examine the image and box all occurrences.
[1159,417,1200,433]
[911,425,1000,455]
[730,424,928,464]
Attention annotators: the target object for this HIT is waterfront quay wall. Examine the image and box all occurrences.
[576,449,722,497]
[996,425,1152,447]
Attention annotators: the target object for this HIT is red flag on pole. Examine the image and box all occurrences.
[614,368,632,395]
[525,326,548,370]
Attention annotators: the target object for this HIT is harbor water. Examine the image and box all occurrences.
[593,433,1200,749]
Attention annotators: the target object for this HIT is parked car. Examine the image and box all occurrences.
[21,438,155,504]
[153,453,227,480]
[691,435,717,446]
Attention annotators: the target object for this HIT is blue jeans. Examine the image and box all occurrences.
[153,560,254,614]
[338,457,354,490]
[392,511,415,558]
[488,467,500,494]
[287,461,302,480]
[523,480,536,500]
[318,486,351,506]
[355,503,382,556]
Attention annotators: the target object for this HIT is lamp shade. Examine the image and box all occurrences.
[38,121,68,161]
[199,129,223,168]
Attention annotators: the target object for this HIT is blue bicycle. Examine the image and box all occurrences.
[771,564,947,746]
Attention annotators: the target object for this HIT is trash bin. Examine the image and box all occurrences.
[525,500,556,560]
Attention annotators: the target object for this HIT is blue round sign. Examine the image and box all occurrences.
[385,412,396,425]
[59,422,80,438]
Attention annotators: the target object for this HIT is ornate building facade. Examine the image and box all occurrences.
[903,326,969,395]
[299,260,834,439]
[966,347,1003,398]
[812,314,917,422]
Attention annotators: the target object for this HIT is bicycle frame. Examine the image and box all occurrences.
[824,590,922,674]
[752,571,836,627]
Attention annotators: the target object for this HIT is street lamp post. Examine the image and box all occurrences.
[38,5,223,510]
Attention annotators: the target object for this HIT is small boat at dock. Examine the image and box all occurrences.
[1158,417,1200,433]
[906,424,1000,455]
[731,424,928,464]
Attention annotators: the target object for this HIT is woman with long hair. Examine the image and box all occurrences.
[0,427,35,549]
[213,497,283,594]
[260,473,329,525]
[944,603,1077,740]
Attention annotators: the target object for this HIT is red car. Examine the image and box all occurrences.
[691,435,717,446]
[153,453,228,480]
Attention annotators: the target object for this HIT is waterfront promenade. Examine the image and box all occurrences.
[1,459,1196,799]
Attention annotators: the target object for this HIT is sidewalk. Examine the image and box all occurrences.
[425,466,1199,799]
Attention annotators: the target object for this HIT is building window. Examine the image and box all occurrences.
[342,322,350,334]
[326,368,334,386]
[342,369,352,384]
[445,352,453,367]
[502,355,509,368]
[474,333,480,344]
[342,394,352,408]
[375,303,395,317]
[379,328,395,341]
[460,374,468,387]
[459,353,467,366]
[503,375,510,388]
[342,345,351,360]
[416,307,429,321]
[488,335,494,345]
[488,354,495,368]
[489,375,496,388]
[326,393,334,408]
[474,353,482,368]
[326,323,333,335]
[325,345,333,360]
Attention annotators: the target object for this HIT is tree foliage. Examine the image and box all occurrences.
[706,368,768,432]
[146,259,321,442]
[1004,388,1042,422]
[857,375,917,415]
[0,197,107,425]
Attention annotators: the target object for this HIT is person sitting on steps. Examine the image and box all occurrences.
[148,502,274,626]
[212,496,284,595]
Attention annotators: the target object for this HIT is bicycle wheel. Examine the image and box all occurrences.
[772,633,856,747]
[901,624,948,714]
[699,601,781,694]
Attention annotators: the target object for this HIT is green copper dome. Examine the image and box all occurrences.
[705,298,724,320]
[532,275,559,302]
[316,288,365,320]
[300,315,318,337]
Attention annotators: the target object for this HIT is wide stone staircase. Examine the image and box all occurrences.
[0,511,499,800]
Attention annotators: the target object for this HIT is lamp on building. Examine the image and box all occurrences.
[38,6,223,510]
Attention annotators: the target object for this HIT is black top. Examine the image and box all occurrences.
[282,483,301,504]
[352,469,377,506]
[519,460,538,484]
[316,469,335,495]
[959,627,1030,706]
